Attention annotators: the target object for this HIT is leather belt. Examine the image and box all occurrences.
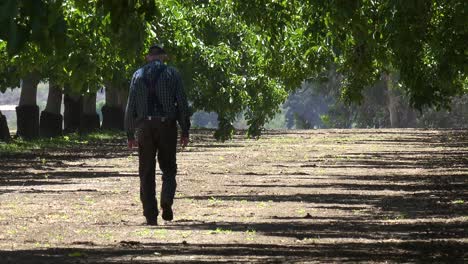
[146,116,169,122]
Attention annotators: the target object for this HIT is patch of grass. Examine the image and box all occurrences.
[245,228,256,241]
[0,131,124,154]
[84,196,96,205]
[208,196,222,205]
[383,212,409,220]
[75,229,92,235]
[135,228,152,237]
[133,195,140,204]
[352,209,366,214]
[207,228,233,235]
[68,252,87,258]
[18,225,28,232]
[451,200,464,204]
[395,212,408,220]
[127,154,137,162]
[7,229,18,235]
[177,230,192,238]
[154,229,168,238]
[54,234,64,241]
[184,198,195,204]
[34,242,51,248]
[317,169,326,175]
[297,208,306,215]
[4,202,19,209]
[86,130,124,141]
[98,231,114,241]
[0,135,83,154]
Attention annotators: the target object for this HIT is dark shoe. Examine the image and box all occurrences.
[145,216,158,226]
[161,206,173,221]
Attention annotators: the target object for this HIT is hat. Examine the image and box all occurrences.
[148,44,166,55]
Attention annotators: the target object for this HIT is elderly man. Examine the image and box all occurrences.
[125,44,190,225]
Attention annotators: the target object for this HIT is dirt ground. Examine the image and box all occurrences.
[0,129,467,263]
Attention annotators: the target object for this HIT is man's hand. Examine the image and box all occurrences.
[128,139,138,149]
[179,136,189,148]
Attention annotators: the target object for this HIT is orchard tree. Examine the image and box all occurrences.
[0,41,49,139]
[40,81,63,137]
[0,0,68,138]
[236,0,467,110]
[57,0,157,133]
[0,0,157,137]
[154,0,306,138]
[0,42,14,141]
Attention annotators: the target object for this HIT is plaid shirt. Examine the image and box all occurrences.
[125,60,190,140]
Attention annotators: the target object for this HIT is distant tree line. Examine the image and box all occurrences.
[285,70,468,129]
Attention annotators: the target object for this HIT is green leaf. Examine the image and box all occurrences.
[68,252,85,257]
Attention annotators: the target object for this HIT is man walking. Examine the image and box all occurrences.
[125,44,190,225]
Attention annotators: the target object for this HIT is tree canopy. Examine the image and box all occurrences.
[0,0,466,139]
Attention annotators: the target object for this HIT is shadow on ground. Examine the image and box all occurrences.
[0,240,466,263]
[1,129,467,263]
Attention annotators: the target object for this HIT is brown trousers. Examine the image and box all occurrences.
[137,119,178,218]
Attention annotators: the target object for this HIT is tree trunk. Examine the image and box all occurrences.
[385,73,401,128]
[0,110,11,142]
[101,86,124,130]
[387,90,400,128]
[80,92,100,134]
[16,72,40,140]
[64,93,82,133]
[385,72,417,128]
[40,83,63,138]
[405,108,417,128]
[118,87,129,110]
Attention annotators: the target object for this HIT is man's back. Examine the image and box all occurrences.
[125,60,190,140]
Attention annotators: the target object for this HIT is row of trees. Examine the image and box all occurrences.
[0,1,152,141]
[0,0,466,142]
[286,70,468,129]
[191,70,468,130]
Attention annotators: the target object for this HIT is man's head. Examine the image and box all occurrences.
[146,44,168,62]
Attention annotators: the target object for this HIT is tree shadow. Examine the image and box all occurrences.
[227,177,468,192]
[0,136,140,192]
[163,218,468,240]
[181,191,468,219]
[0,240,465,263]
[318,150,468,169]
[352,129,468,148]
[0,170,137,193]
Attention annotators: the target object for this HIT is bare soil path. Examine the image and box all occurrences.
[1,129,467,263]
